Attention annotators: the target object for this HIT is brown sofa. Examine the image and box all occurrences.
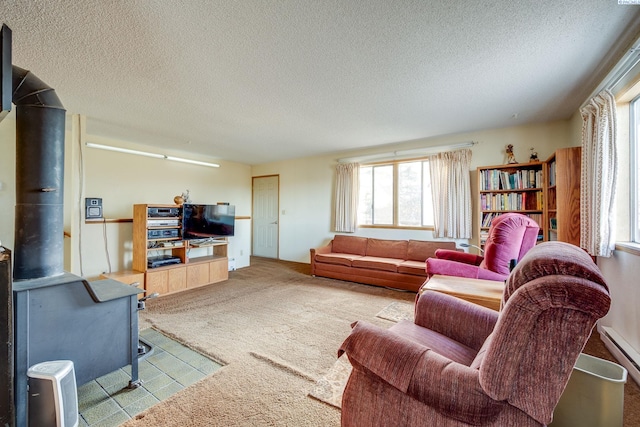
[310,235,457,292]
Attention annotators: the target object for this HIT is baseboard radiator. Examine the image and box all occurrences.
[598,325,640,386]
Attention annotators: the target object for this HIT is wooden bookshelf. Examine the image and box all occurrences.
[476,148,582,248]
[545,147,581,246]
[477,161,545,247]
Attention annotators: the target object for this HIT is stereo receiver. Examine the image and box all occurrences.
[148,219,180,227]
[147,229,180,239]
[148,207,180,217]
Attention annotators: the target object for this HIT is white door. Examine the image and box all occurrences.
[252,175,279,258]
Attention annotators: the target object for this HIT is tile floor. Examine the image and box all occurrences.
[77,329,223,427]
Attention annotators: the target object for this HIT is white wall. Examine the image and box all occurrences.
[0,115,253,279]
[252,120,571,263]
[598,250,640,352]
[77,134,253,278]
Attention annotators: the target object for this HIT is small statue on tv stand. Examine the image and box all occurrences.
[173,189,190,205]
[506,144,517,164]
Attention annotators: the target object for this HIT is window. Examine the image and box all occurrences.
[632,96,640,243]
[358,160,434,227]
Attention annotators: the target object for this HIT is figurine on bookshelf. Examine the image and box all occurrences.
[529,148,539,162]
[506,144,517,164]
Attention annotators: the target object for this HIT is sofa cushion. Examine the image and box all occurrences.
[332,235,368,256]
[352,256,403,272]
[315,253,363,267]
[365,238,408,259]
[406,240,455,261]
[397,260,428,276]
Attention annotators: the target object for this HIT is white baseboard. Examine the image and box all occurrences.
[598,325,640,387]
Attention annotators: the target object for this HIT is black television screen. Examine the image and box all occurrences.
[182,204,235,239]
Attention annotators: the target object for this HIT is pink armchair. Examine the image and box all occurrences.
[426,212,540,281]
[339,242,610,427]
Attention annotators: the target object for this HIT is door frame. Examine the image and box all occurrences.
[251,174,280,259]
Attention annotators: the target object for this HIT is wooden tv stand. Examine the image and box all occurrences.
[132,204,229,296]
[144,253,228,296]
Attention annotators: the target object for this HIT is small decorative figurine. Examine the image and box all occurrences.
[174,189,190,205]
[506,144,517,164]
[529,148,539,162]
[182,189,190,204]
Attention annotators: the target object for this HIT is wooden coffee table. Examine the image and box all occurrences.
[420,274,504,311]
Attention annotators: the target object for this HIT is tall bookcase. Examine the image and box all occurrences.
[545,147,582,246]
[133,204,228,296]
[477,161,545,248]
[476,147,582,249]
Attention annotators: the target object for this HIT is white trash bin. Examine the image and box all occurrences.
[550,353,628,427]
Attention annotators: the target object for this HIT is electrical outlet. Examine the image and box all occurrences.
[240,249,244,256]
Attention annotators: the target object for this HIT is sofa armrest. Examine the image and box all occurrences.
[435,249,483,265]
[476,268,511,281]
[340,321,504,424]
[310,241,333,275]
[313,242,333,255]
[339,321,428,392]
[426,257,484,279]
[426,258,510,282]
[414,291,498,351]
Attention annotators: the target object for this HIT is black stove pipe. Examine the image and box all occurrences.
[12,65,66,280]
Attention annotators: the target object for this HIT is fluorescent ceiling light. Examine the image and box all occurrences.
[85,142,165,158]
[165,156,219,168]
[85,142,220,168]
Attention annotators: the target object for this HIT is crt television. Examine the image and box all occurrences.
[182,204,235,239]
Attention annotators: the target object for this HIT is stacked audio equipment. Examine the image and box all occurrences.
[132,204,228,296]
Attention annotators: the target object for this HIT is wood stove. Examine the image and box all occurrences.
[12,273,142,426]
[1,25,145,426]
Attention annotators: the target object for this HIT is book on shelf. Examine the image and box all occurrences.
[481,212,499,228]
[480,191,543,211]
[548,161,556,186]
[480,212,543,230]
[480,168,543,191]
[527,213,543,228]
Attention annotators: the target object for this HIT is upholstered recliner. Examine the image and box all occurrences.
[426,212,540,281]
[339,242,610,427]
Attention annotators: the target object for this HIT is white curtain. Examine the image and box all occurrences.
[334,162,359,233]
[580,90,618,257]
[429,148,472,238]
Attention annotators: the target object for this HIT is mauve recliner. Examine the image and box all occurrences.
[339,242,611,426]
[426,213,540,281]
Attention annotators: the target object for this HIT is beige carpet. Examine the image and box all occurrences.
[122,257,414,427]
[123,257,640,427]
[308,300,414,408]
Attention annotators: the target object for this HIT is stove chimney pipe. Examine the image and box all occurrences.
[12,65,66,280]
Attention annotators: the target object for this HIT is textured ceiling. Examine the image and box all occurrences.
[4,1,640,164]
